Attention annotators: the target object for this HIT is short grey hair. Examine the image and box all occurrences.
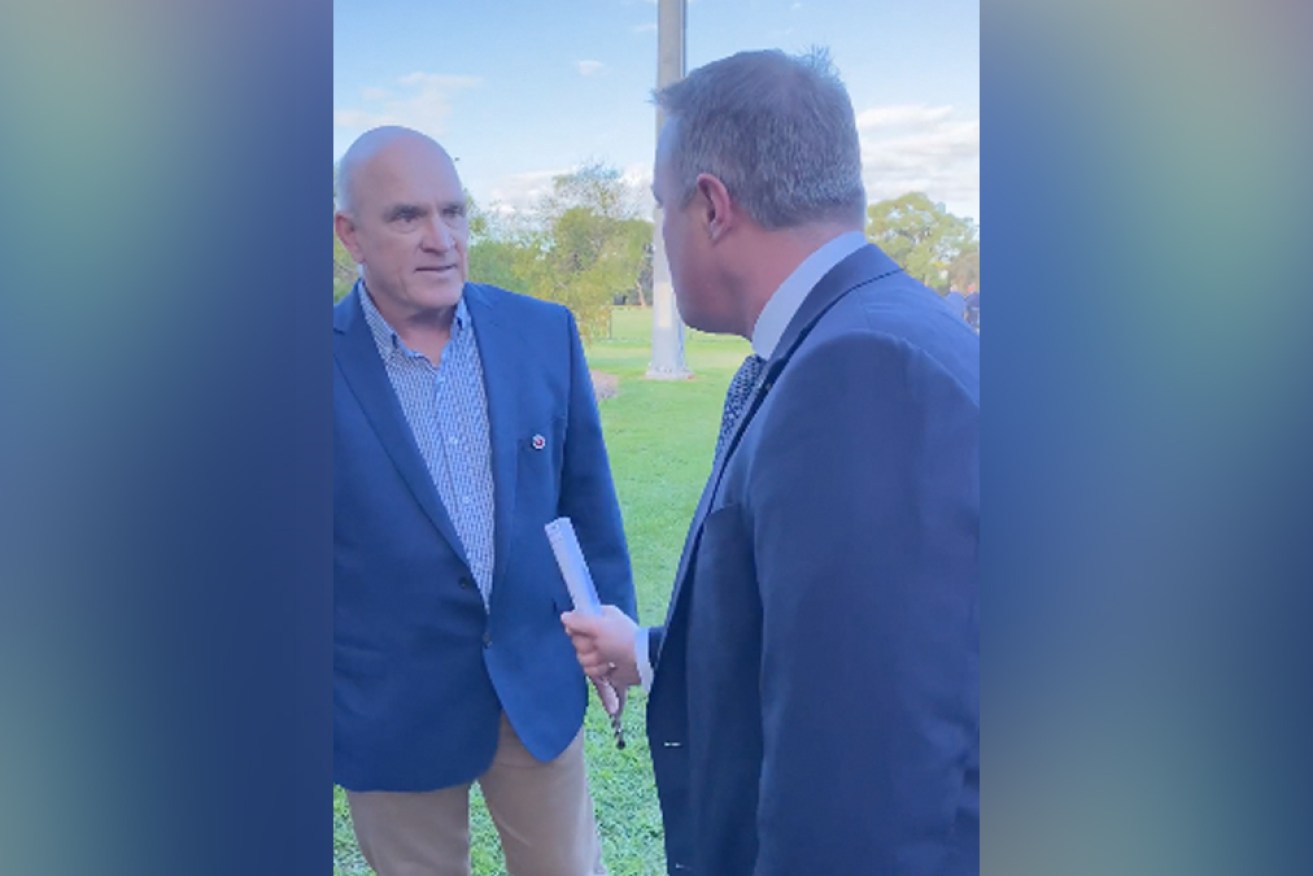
[654,48,866,230]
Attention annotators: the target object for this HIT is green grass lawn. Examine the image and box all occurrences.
[334,306,751,875]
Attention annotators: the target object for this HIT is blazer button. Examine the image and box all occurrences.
[482,631,492,648]
[458,576,473,589]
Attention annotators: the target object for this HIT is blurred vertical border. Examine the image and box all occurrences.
[984,0,1313,874]
[0,1,333,874]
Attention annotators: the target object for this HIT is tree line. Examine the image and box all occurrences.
[334,164,978,342]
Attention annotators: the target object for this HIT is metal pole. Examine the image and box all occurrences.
[647,0,691,379]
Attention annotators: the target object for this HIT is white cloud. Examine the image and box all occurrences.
[857,105,979,221]
[576,60,606,77]
[334,107,387,129]
[334,73,482,137]
[482,168,569,216]
[631,22,658,33]
[619,162,652,188]
[621,163,656,214]
[856,104,955,131]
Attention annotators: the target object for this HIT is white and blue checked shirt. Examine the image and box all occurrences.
[359,285,497,608]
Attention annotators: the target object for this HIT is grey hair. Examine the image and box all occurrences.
[654,48,866,230]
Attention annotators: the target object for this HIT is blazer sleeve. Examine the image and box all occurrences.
[748,332,979,875]
[556,309,638,621]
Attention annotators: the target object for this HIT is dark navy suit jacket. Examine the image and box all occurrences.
[647,245,979,874]
[334,283,635,792]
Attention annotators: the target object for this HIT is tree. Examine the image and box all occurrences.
[948,244,979,293]
[332,163,357,302]
[466,196,535,293]
[607,222,653,307]
[514,164,652,341]
[629,239,653,307]
[333,228,357,302]
[866,192,978,293]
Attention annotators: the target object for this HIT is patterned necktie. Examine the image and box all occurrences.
[713,353,767,464]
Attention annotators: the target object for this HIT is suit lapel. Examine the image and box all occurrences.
[660,457,723,628]
[333,286,470,567]
[661,244,904,630]
[464,285,519,594]
[718,244,902,469]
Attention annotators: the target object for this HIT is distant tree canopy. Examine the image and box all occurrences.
[333,233,357,303]
[467,163,652,341]
[333,164,357,303]
[949,245,980,292]
[866,192,978,294]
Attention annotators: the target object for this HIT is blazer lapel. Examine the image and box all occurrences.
[661,244,904,630]
[463,285,519,594]
[717,244,902,469]
[660,454,723,629]
[333,286,470,567]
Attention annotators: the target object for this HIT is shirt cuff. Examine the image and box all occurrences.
[635,624,654,694]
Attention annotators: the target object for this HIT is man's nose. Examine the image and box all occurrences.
[421,216,454,251]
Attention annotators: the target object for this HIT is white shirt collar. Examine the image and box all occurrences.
[751,230,867,359]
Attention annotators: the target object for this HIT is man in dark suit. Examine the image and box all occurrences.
[334,126,635,876]
[563,50,979,875]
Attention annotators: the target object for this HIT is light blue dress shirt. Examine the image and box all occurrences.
[359,285,497,608]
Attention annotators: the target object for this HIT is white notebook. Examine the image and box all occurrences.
[544,516,625,740]
[544,517,602,615]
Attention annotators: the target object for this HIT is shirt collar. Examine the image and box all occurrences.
[751,230,867,359]
[357,279,471,361]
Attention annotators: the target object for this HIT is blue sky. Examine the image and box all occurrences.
[334,0,979,222]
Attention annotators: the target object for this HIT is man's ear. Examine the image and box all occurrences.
[335,212,364,263]
[695,173,735,242]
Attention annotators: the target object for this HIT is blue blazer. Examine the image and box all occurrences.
[647,245,980,875]
[334,283,635,792]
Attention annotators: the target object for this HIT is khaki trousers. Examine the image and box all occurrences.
[347,715,606,876]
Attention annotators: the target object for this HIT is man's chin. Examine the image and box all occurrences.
[412,273,465,302]
[674,301,722,336]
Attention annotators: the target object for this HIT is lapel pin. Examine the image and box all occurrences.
[531,434,546,450]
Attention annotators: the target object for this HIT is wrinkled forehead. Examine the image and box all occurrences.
[357,137,463,209]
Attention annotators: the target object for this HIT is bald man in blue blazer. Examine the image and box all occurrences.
[334,126,635,876]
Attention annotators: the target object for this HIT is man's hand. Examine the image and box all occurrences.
[590,677,627,717]
[561,605,641,688]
